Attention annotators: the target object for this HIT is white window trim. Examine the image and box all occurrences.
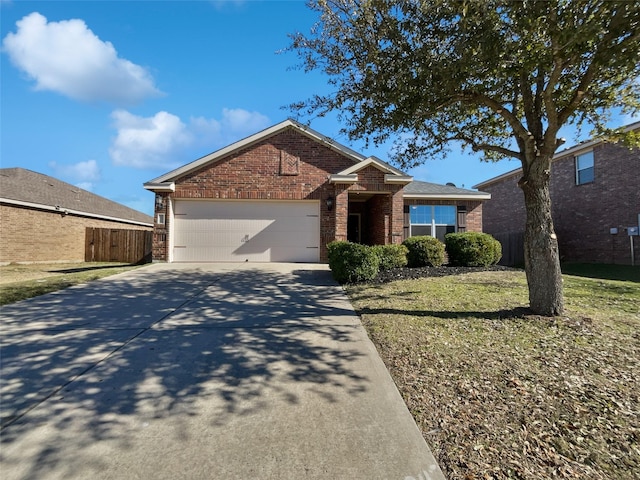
[575,150,595,185]
[156,213,165,225]
[409,205,457,238]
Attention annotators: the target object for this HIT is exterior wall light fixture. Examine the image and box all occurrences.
[326,196,334,211]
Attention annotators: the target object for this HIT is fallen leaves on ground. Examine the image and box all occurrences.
[347,270,639,480]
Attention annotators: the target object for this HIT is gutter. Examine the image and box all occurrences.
[0,198,153,228]
[143,182,176,192]
[403,193,491,200]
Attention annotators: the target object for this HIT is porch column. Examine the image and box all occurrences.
[334,188,349,242]
[390,189,404,244]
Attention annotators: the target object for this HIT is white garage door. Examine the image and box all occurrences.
[172,200,320,262]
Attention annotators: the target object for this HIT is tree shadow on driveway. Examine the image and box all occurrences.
[0,265,371,479]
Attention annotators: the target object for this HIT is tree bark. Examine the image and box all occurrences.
[519,157,564,316]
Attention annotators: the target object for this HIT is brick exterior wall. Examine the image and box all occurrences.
[154,129,356,262]
[344,166,405,245]
[0,203,151,264]
[478,171,525,236]
[480,142,640,265]
[152,128,485,262]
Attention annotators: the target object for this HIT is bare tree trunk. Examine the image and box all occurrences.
[520,158,564,316]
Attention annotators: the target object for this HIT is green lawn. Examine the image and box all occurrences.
[562,262,640,282]
[347,269,639,480]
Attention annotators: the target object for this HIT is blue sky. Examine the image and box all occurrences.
[1,1,636,217]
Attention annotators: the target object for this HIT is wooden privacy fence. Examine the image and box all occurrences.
[85,228,153,264]
[494,231,525,267]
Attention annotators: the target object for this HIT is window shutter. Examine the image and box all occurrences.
[457,206,467,232]
[403,205,410,240]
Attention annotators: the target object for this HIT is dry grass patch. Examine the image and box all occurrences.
[347,270,639,480]
[0,262,145,305]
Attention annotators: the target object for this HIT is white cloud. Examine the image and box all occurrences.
[49,159,101,191]
[222,107,270,134]
[110,110,193,169]
[2,12,161,104]
[191,108,270,146]
[109,108,271,170]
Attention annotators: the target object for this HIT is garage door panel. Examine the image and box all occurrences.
[173,200,319,262]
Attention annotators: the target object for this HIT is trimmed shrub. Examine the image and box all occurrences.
[327,241,380,283]
[445,232,502,267]
[372,244,409,271]
[402,236,445,267]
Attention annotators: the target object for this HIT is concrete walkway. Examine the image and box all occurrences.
[0,263,444,480]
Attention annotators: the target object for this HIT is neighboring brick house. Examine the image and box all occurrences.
[144,119,489,263]
[474,121,640,265]
[0,168,153,264]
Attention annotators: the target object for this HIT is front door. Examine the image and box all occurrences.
[347,213,361,243]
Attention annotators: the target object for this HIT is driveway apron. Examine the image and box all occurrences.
[0,263,444,480]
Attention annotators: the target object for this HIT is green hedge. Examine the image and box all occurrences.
[372,244,409,271]
[327,241,380,283]
[402,236,445,267]
[445,232,502,267]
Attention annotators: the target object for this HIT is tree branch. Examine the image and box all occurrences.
[558,6,640,125]
[457,90,529,141]
[446,135,523,161]
[543,8,561,131]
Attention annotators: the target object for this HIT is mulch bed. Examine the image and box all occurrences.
[372,264,516,283]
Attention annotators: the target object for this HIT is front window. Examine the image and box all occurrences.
[409,205,456,241]
[576,151,594,185]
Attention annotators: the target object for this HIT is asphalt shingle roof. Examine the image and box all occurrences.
[403,180,488,196]
[0,168,153,225]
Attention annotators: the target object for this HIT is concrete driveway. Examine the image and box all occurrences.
[0,263,444,480]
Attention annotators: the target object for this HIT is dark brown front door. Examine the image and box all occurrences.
[347,213,361,243]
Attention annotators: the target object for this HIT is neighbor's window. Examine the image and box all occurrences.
[409,205,456,241]
[157,213,165,225]
[575,150,594,185]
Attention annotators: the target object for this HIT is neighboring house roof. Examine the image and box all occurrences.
[0,168,153,226]
[473,120,640,189]
[403,180,491,200]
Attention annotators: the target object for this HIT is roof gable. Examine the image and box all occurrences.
[145,119,367,186]
[338,156,406,176]
[0,168,153,225]
[329,156,413,185]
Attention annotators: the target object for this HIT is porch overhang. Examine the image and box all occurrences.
[328,174,358,184]
[143,182,176,192]
[384,174,413,184]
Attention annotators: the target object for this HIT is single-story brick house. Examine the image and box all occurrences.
[0,168,153,264]
[144,119,489,263]
[474,121,640,265]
